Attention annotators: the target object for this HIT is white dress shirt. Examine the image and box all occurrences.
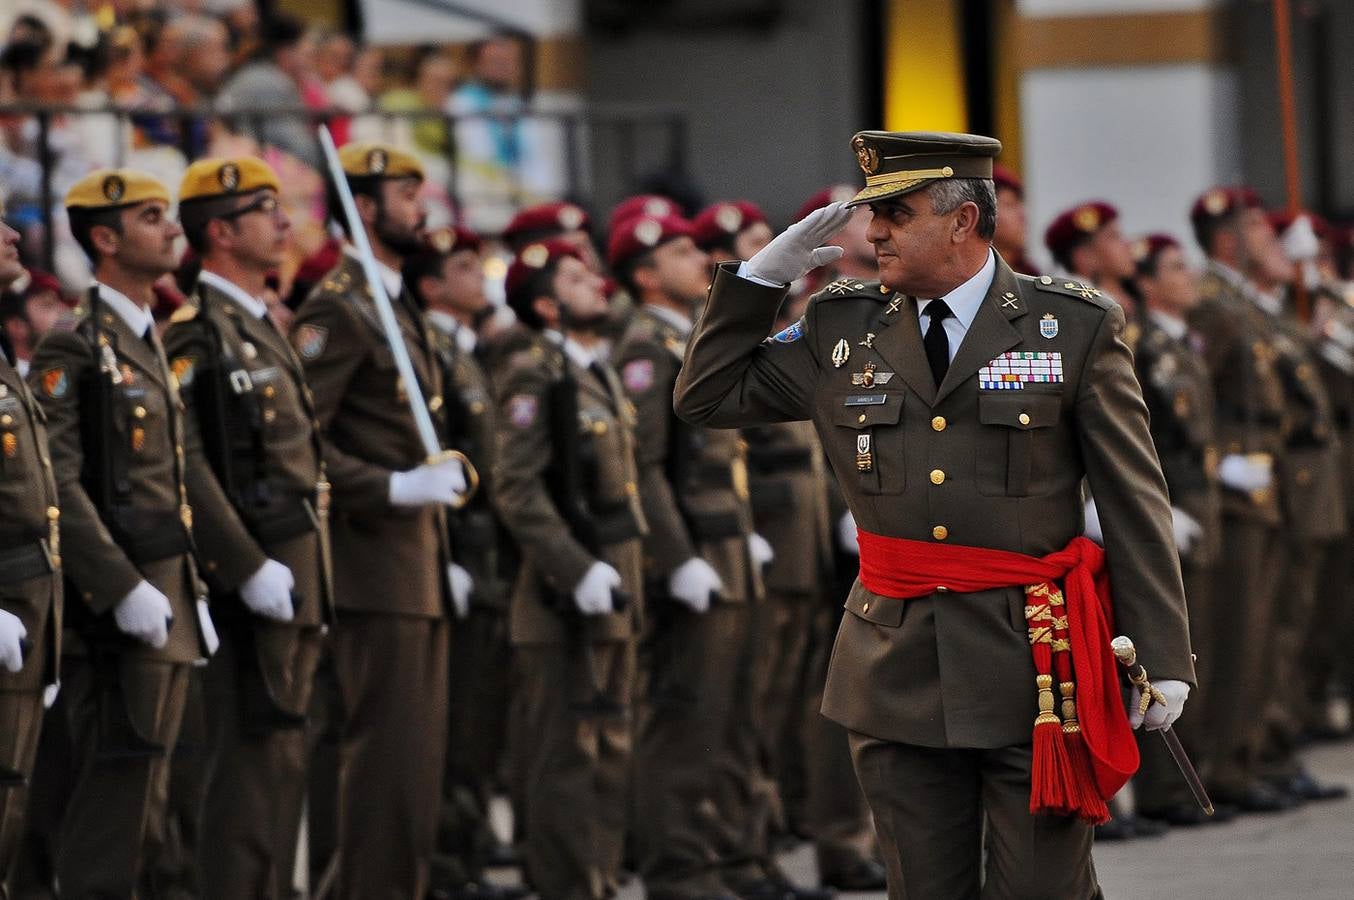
[426,310,478,356]
[916,248,996,363]
[197,269,269,320]
[1149,308,1189,343]
[544,329,599,370]
[343,245,403,299]
[644,303,693,336]
[96,282,155,337]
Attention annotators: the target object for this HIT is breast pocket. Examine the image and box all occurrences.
[827,391,904,495]
[976,392,1062,497]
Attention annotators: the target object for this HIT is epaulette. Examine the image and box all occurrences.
[1029,275,1115,309]
[814,277,888,301]
[169,303,199,324]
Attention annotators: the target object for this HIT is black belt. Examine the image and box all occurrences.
[245,497,317,550]
[686,510,743,542]
[591,505,644,548]
[0,540,53,584]
[108,509,191,565]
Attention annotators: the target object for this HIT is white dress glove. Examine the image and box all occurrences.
[1218,454,1273,493]
[1130,678,1191,731]
[0,609,27,674]
[1170,507,1204,556]
[388,457,467,507]
[668,557,724,614]
[239,559,295,622]
[743,202,853,286]
[748,533,775,568]
[837,511,859,555]
[114,580,174,649]
[573,561,622,616]
[1082,499,1104,546]
[447,563,473,619]
[1281,214,1320,262]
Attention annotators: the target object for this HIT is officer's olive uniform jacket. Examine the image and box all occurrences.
[291,254,449,618]
[1188,267,1289,526]
[614,306,760,604]
[0,354,62,689]
[1132,316,1221,566]
[675,258,1193,749]
[29,303,207,663]
[743,420,833,596]
[1311,288,1354,519]
[163,278,331,628]
[430,324,507,611]
[491,340,645,645]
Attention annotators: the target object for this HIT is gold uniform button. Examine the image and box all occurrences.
[858,414,867,424]
[930,469,945,485]
[1018,412,1031,426]
[0,414,11,426]
[47,506,60,521]
[134,406,147,419]
[932,525,949,541]
[592,420,608,435]
[263,385,276,399]
[428,395,443,412]
[862,602,870,613]
[931,416,946,432]
[936,585,949,593]
[625,481,638,496]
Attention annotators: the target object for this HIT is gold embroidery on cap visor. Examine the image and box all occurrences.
[846,166,956,207]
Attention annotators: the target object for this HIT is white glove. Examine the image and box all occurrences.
[0,609,27,674]
[1171,507,1204,556]
[388,457,467,507]
[837,511,859,555]
[1281,214,1320,262]
[573,561,622,616]
[114,580,173,649]
[743,202,853,286]
[447,563,473,619]
[668,557,723,614]
[1129,678,1191,732]
[748,533,775,568]
[1218,454,1273,493]
[239,559,295,622]
[1082,499,1104,546]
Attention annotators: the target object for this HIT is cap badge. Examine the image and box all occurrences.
[558,205,585,229]
[715,204,743,233]
[852,136,879,175]
[219,162,241,192]
[635,218,664,247]
[431,229,454,253]
[1040,313,1059,339]
[1073,206,1101,232]
[1203,190,1229,216]
[643,198,671,217]
[1131,238,1150,262]
[522,243,550,268]
[102,174,125,202]
[831,338,851,368]
[368,148,388,175]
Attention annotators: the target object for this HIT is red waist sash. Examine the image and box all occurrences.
[857,529,1137,823]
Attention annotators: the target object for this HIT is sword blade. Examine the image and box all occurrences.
[1159,725,1214,815]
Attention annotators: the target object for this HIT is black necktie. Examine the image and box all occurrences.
[922,299,953,387]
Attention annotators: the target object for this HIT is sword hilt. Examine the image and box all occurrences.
[1111,635,1167,716]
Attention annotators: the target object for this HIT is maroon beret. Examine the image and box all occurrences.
[1189,186,1262,227]
[1130,233,1181,269]
[607,195,682,234]
[1044,201,1119,259]
[1268,208,1331,240]
[424,225,483,256]
[992,164,1024,197]
[606,214,695,270]
[503,202,591,246]
[504,239,583,309]
[20,268,71,305]
[690,200,768,250]
[795,185,857,223]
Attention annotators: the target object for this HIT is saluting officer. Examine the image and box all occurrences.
[675,131,1194,898]
[0,211,62,896]
[291,143,465,899]
[491,239,646,900]
[28,169,217,897]
[404,226,517,898]
[164,156,332,898]
[1127,234,1224,825]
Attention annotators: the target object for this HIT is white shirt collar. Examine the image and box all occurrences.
[426,309,478,355]
[1149,308,1189,342]
[343,245,403,299]
[96,282,155,337]
[645,303,693,335]
[917,248,996,332]
[198,269,269,320]
[544,329,598,370]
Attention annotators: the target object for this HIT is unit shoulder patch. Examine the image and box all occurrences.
[294,323,329,360]
[1029,275,1116,309]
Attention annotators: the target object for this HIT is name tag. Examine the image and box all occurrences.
[843,394,888,407]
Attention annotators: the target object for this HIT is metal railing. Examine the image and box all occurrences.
[0,101,688,270]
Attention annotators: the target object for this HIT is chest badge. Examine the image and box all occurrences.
[859,332,876,349]
[1039,313,1059,339]
[855,434,873,472]
[851,362,877,388]
[831,339,850,368]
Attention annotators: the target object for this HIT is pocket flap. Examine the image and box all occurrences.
[844,586,904,627]
[830,392,905,430]
[978,392,1061,429]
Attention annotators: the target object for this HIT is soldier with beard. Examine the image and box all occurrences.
[291,143,467,898]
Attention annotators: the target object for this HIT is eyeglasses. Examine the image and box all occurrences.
[220,194,283,221]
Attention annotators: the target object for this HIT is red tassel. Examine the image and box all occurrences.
[1029,672,1075,815]
[1061,728,1110,824]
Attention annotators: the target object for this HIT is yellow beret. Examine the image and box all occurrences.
[336,142,424,181]
[65,169,171,211]
[179,156,281,203]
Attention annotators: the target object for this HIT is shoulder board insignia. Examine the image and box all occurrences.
[169,304,199,324]
[1031,275,1114,308]
[818,278,884,300]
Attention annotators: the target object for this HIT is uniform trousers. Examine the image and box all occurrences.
[331,613,449,900]
[0,689,44,898]
[848,734,1100,900]
[514,638,634,900]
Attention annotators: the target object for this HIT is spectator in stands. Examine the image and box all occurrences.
[0,267,71,376]
[380,45,455,158]
[217,12,321,168]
